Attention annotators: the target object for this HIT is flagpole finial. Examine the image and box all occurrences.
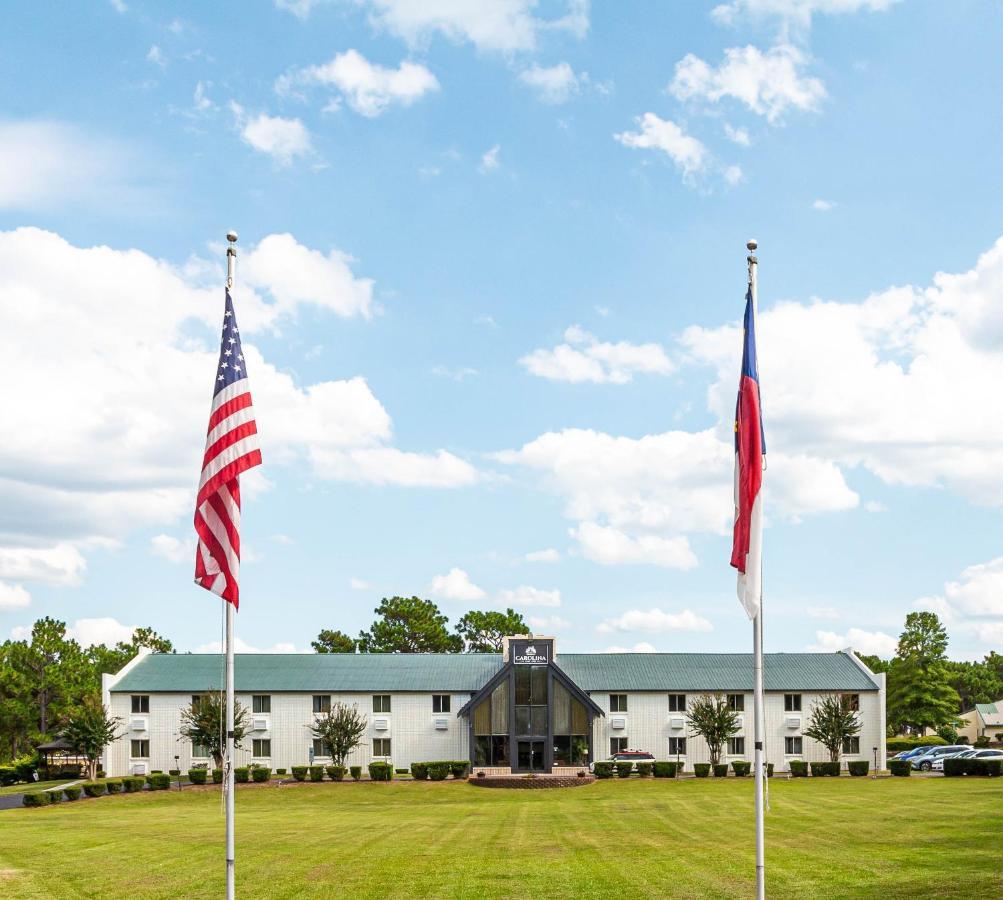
[747,239,758,252]
[226,231,238,245]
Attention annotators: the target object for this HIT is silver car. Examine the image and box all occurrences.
[910,745,969,771]
[932,748,1003,772]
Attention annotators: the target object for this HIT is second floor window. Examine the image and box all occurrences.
[131,695,149,714]
[727,694,745,712]
[313,695,331,714]
[252,695,271,714]
[373,694,391,713]
[668,693,686,712]
[610,694,628,712]
[432,694,450,713]
[842,693,860,711]
[784,694,802,712]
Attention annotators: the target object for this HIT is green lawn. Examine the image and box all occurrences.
[0,780,75,797]
[1,777,1000,898]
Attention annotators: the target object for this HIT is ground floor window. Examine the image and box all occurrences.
[842,736,861,755]
[372,738,391,757]
[611,737,628,754]
[552,735,588,767]
[192,742,212,759]
[668,737,686,756]
[131,739,149,758]
[253,739,271,757]
[728,737,745,756]
[474,735,510,767]
[312,739,331,758]
[785,736,803,755]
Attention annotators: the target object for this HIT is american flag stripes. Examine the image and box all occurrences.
[194,290,262,608]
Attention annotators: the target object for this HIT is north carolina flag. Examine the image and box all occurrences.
[730,287,765,619]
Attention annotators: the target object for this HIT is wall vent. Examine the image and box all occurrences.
[611,716,627,730]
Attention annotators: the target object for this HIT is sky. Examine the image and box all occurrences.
[2,0,1003,660]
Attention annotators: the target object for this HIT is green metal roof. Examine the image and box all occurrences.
[112,650,877,694]
[975,701,1003,725]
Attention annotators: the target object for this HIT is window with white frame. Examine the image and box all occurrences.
[668,693,686,712]
[312,739,331,758]
[252,695,271,714]
[842,736,861,755]
[610,737,628,754]
[131,739,150,758]
[784,694,802,712]
[785,736,803,755]
[610,694,628,712]
[191,694,204,710]
[192,741,212,759]
[842,693,860,711]
[252,739,271,757]
[432,694,450,713]
[373,694,391,713]
[131,695,149,714]
[668,737,686,756]
[728,737,746,755]
[372,738,391,757]
[313,695,331,714]
[727,694,744,712]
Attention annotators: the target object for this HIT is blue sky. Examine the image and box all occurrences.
[2,0,1002,659]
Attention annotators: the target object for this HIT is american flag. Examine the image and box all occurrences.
[194,290,262,608]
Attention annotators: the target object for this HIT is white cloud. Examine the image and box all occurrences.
[808,627,897,657]
[813,198,834,211]
[0,583,31,610]
[432,365,479,381]
[670,44,825,123]
[519,62,581,104]
[193,81,215,112]
[67,617,138,648]
[270,533,295,545]
[527,615,571,631]
[806,605,841,620]
[429,567,487,602]
[864,500,886,513]
[919,557,1003,624]
[110,0,128,12]
[525,548,560,563]
[723,164,744,185]
[0,544,87,586]
[597,608,713,634]
[279,50,439,117]
[520,325,674,384]
[194,636,312,653]
[146,45,165,67]
[605,642,658,653]
[230,103,312,164]
[711,0,897,29]
[498,585,562,607]
[479,145,501,173]
[150,534,195,564]
[572,522,697,570]
[724,123,751,145]
[614,113,708,179]
[349,577,372,590]
[309,446,478,487]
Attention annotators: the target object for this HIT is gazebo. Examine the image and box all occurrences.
[35,738,89,778]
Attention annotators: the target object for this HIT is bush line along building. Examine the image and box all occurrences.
[102,636,887,776]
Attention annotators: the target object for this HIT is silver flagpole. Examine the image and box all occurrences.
[748,239,766,900]
[224,231,238,900]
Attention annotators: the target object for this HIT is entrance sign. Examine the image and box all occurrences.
[511,640,550,665]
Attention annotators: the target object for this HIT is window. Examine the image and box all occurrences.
[514,666,548,737]
[728,737,746,756]
[551,679,588,767]
[131,695,149,714]
[611,737,628,754]
[373,694,391,713]
[727,694,744,712]
[191,694,203,710]
[472,679,510,767]
[432,694,450,713]
[842,736,860,755]
[313,695,331,714]
[842,693,860,711]
[192,742,212,759]
[668,737,687,756]
[784,694,802,712]
[131,739,149,758]
[372,738,391,757]
[668,693,686,712]
[312,739,331,758]
[252,695,271,714]
[785,736,803,755]
[610,694,628,712]
[252,739,271,757]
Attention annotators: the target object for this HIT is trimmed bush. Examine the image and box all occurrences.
[636,762,653,777]
[168,769,180,777]
[212,769,224,784]
[410,762,429,780]
[234,767,250,784]
[789,760,808,777]
[974,736,990,748]
[732,761,751,777]
[308,765,325,782]
[694,763,711,778]
[252,767,271,783]
[47,789,64,803]
[151,770,163,774]
[291,766,308,782]
[326,765,346,782]
[22,791,51,807]
[105,779,123,794]
[148,773,171,790]
[63,785,82,801]
[810,762,840,777]
[450,761,470,779]
[83,781,107,797]
[188,768,208,785]
[888,759,911,777]
[848,761,869,777]
[615,761,634,778]
[395,768,408,775]
[593,761,614,778]
[653,761,677,778]
[943,757,967,777]
[428,762,450,781]
[0,766,17,787]
[350,766,362,781]
[122,776,144,793]
[981,759,1002,777]
[368,761,392,782]
[713,764,729,778]
[886,736,947,752]
[276,768,287,775]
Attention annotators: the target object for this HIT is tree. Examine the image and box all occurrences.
[178,692,249,768]
[803,695,860,763]
[686,695,740,765]
[357,596,462,653]
[887,612,959,733]
[89,626,175,677]
[61,695,123,780]
[455,609,528,652]
[945,659,1003,711]
[311,703,368,765]
[312,629,357,654]
[854,652,889,674]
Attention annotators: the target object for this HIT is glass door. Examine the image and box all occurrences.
[517,740,546,772]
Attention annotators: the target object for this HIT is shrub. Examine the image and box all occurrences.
[636,763,653,777]
[63,785,83,801]
[276,768,287,775]
[810,761,840,777]
[151,769,163,774]
[732,761,751,777]
[83,781,107,798]
[982,759,1002,777]
[168,769,180,777]
[22,791,50,807]
[122,776,144,793]
[212,769,224,784]
[974,736,990,748]
[450,761,470,779]
[936,725,959,744]
[188,768,208,785]
[105,779,123,794]
[653,761,676,778]
[713,764,729,778]
[350,766,362,781]
[252,767,271,783]
[0,766,17,787]
[234,767,250,784]
[943,757,967,777]
[410,762,429,780]
[12,753,39,783]
[848,761,869,776]
[47,789,64,803]
[395,768,408,775]
[888,759,911,777]
[886,736,947,752]
[766,763,774,777]
[368,761,392,782]
[615,761,634,778]
[593,761,614,778]
[148,773,171,790]
[326,765,346,782]
[694,763,711,778]
[291,766,308,782]
[309,765,325,782]
[428,762,450,781]
[789,760,808,777]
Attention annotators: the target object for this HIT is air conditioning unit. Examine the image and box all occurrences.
[669,717,685,730]
[734,715,744,729]
[433,717,448,731]
[252,717,269,732]
[373,717,389,731]
[130,717,148,732]
[786,716,801,729]
[131,763,148,775]
[611,716,627,730]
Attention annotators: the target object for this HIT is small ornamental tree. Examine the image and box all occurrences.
[311,703,367,766]
[686,695,740,766]
[61,695,123,780]
[803,695,860,763]
[179,692,249,768]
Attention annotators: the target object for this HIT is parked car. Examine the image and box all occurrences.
[932,748,1003,772]
[589,750,654,772]
[910,745,969,771]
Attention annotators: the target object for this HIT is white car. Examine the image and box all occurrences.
[932,749,1003,772]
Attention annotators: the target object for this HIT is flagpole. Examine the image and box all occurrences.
[748,238,766,900]
[224,230,237,900]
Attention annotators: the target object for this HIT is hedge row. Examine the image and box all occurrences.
[888,759,912,777]
[944,758,1002,777]
[886,736,948,752]
[411,761,470,780]
[22,776,148,808]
